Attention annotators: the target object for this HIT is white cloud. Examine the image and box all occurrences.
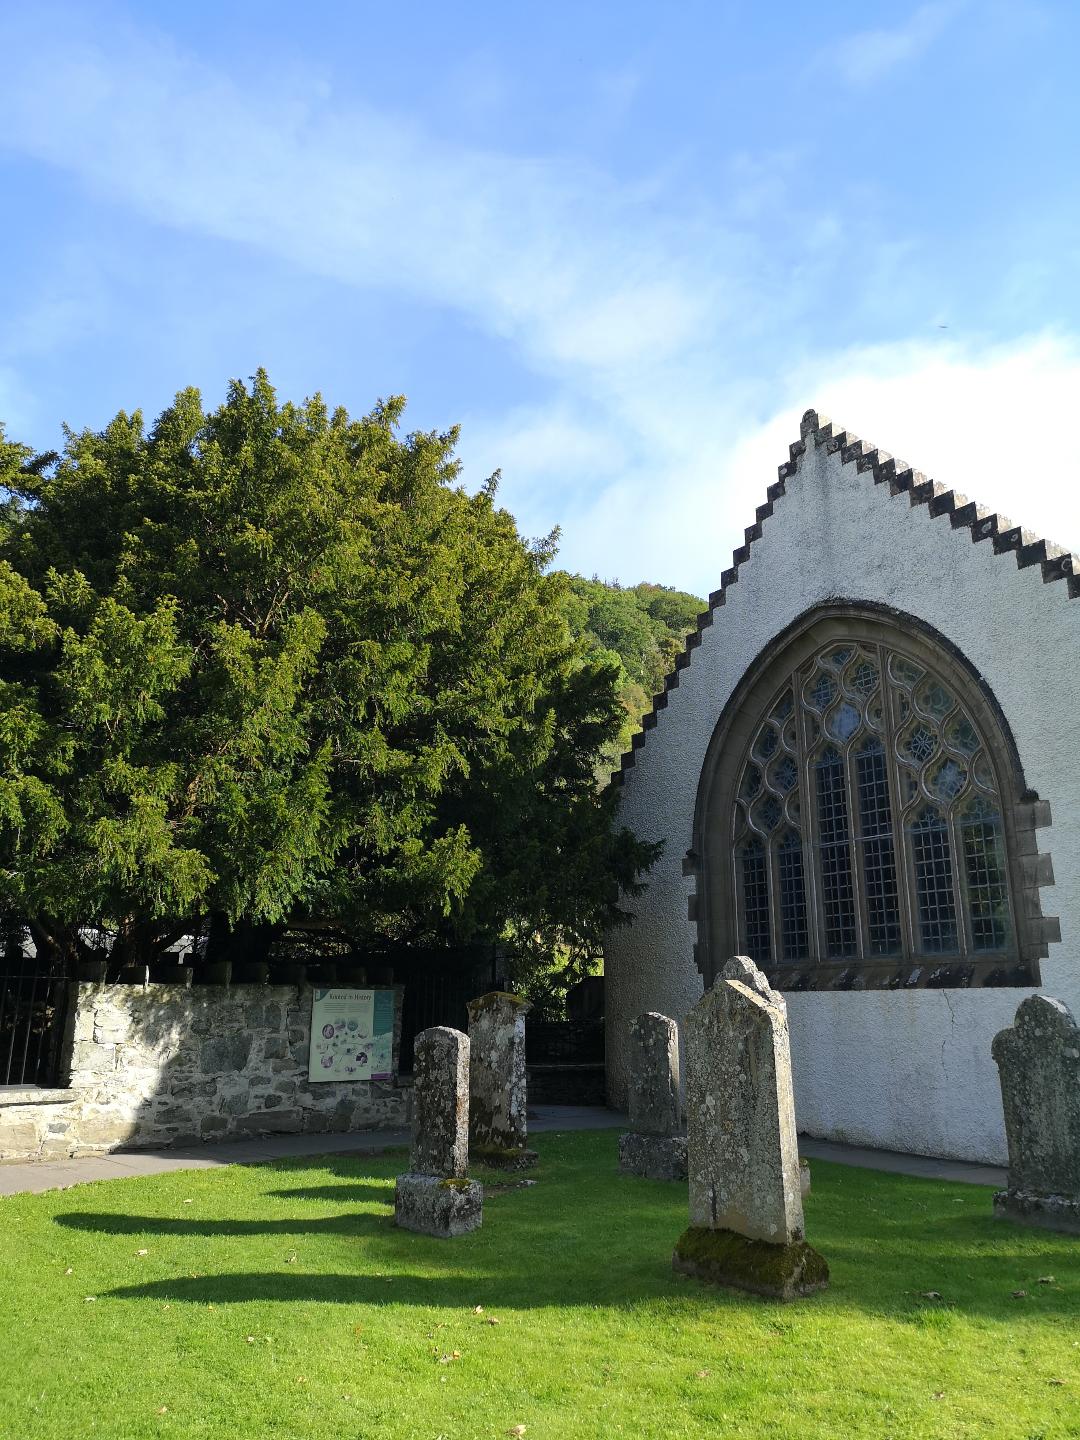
[544,332,1080,599]
[829,3,959,87]
[1,6,1077,613]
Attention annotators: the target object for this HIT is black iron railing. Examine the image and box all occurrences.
[526,1018,605,1066]
[0,951,70,1087]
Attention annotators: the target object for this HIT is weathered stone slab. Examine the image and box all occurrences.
[467,992,537,1169]
[397,1024,482,1237]
[619,1011,685,1179]
[992,994,1080,1234]
[627,1012,681,1137]
[394,1173,483,1237]
[618,1131,688,1181]
[673,957,827,1300]
[410,1025,471,1178]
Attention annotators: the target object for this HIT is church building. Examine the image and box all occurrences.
[603,409,1077,1165]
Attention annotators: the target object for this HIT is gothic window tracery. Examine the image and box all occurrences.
[732,639,1015,969]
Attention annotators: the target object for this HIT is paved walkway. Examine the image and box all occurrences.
[0,1105,1006,1196]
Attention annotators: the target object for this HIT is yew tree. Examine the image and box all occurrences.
[0,375,656,974]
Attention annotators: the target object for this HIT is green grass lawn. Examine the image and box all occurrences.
[1,1130,1078,1440]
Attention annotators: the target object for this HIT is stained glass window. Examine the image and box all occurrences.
[732,640,1015,970]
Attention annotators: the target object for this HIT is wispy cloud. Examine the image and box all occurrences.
[1,4,1077,602]
[829,3,959,87]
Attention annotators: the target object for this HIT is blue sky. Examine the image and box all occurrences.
[2,0,1079,595]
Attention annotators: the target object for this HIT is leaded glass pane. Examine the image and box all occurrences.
[753,726,779,761]
[851,659,879,696]
[909,808,958,953]
[740,837,771,963]
[855,739,901,956]
[755,794,783,831]
[961,800,1009,952]
[827,702,861,741]
[777,830,809,961]
[929,757,967,802]
[814,746,857,958]
[771,754,798,793]
[808,672,837,711]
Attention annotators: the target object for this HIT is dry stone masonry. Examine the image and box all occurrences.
[466,991,537,1170]
[672,957,828,1300]
[992,994,1080,1234]
[618,1011,687,1180]
[0,982,406,1163]
[395,1025,483,1238]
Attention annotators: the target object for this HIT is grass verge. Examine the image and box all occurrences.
[1,1130,1078,1439]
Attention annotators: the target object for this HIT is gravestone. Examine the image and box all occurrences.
[672,957,828,1300]
[618,1012,687,1180]
[992,994,1080,1234]
[466,991,537,1169]
[395,1026,483,1237]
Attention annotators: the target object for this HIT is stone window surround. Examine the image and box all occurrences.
[685,602,1059,992]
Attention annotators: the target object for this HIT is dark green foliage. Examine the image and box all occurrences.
[559,575,704,776]
[0,377,657,973]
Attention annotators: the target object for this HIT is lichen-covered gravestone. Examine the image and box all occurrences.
[466,991,537,1169]
[618,1012,687,1180]
[395,1026,483,1237]
[992,994,1080,1234]
[672,957,828,1300]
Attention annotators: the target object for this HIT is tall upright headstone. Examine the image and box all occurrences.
[395,1026,483,1237]
[618,1012,687,1180]
[466,991,537,1169]
[672,957,828,1300]
[992,994,1080,1234]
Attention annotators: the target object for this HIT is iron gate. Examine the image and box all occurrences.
[0,943,71,1087]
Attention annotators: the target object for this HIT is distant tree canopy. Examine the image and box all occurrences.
[559,575,704,776]
[0,374,658,978]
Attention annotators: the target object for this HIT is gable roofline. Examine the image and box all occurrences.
[612,407,1080,787]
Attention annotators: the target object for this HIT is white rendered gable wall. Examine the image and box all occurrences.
[603,431,1079,1164]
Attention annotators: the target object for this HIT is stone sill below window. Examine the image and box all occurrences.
[768,956,1037,992]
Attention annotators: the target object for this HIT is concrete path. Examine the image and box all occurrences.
[0,1105,1006,1196]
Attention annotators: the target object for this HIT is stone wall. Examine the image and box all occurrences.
[0,981,408,1163]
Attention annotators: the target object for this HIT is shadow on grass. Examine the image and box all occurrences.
[51,1141,1080,1323]
[55,1205,390,1238]
[266,1184,395,1203]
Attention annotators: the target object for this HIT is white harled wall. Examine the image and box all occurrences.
[603,433,1080,1164]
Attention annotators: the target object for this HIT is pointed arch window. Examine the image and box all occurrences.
[731,638,1022,978]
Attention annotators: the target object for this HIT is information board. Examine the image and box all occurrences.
[308,987,395,1083]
